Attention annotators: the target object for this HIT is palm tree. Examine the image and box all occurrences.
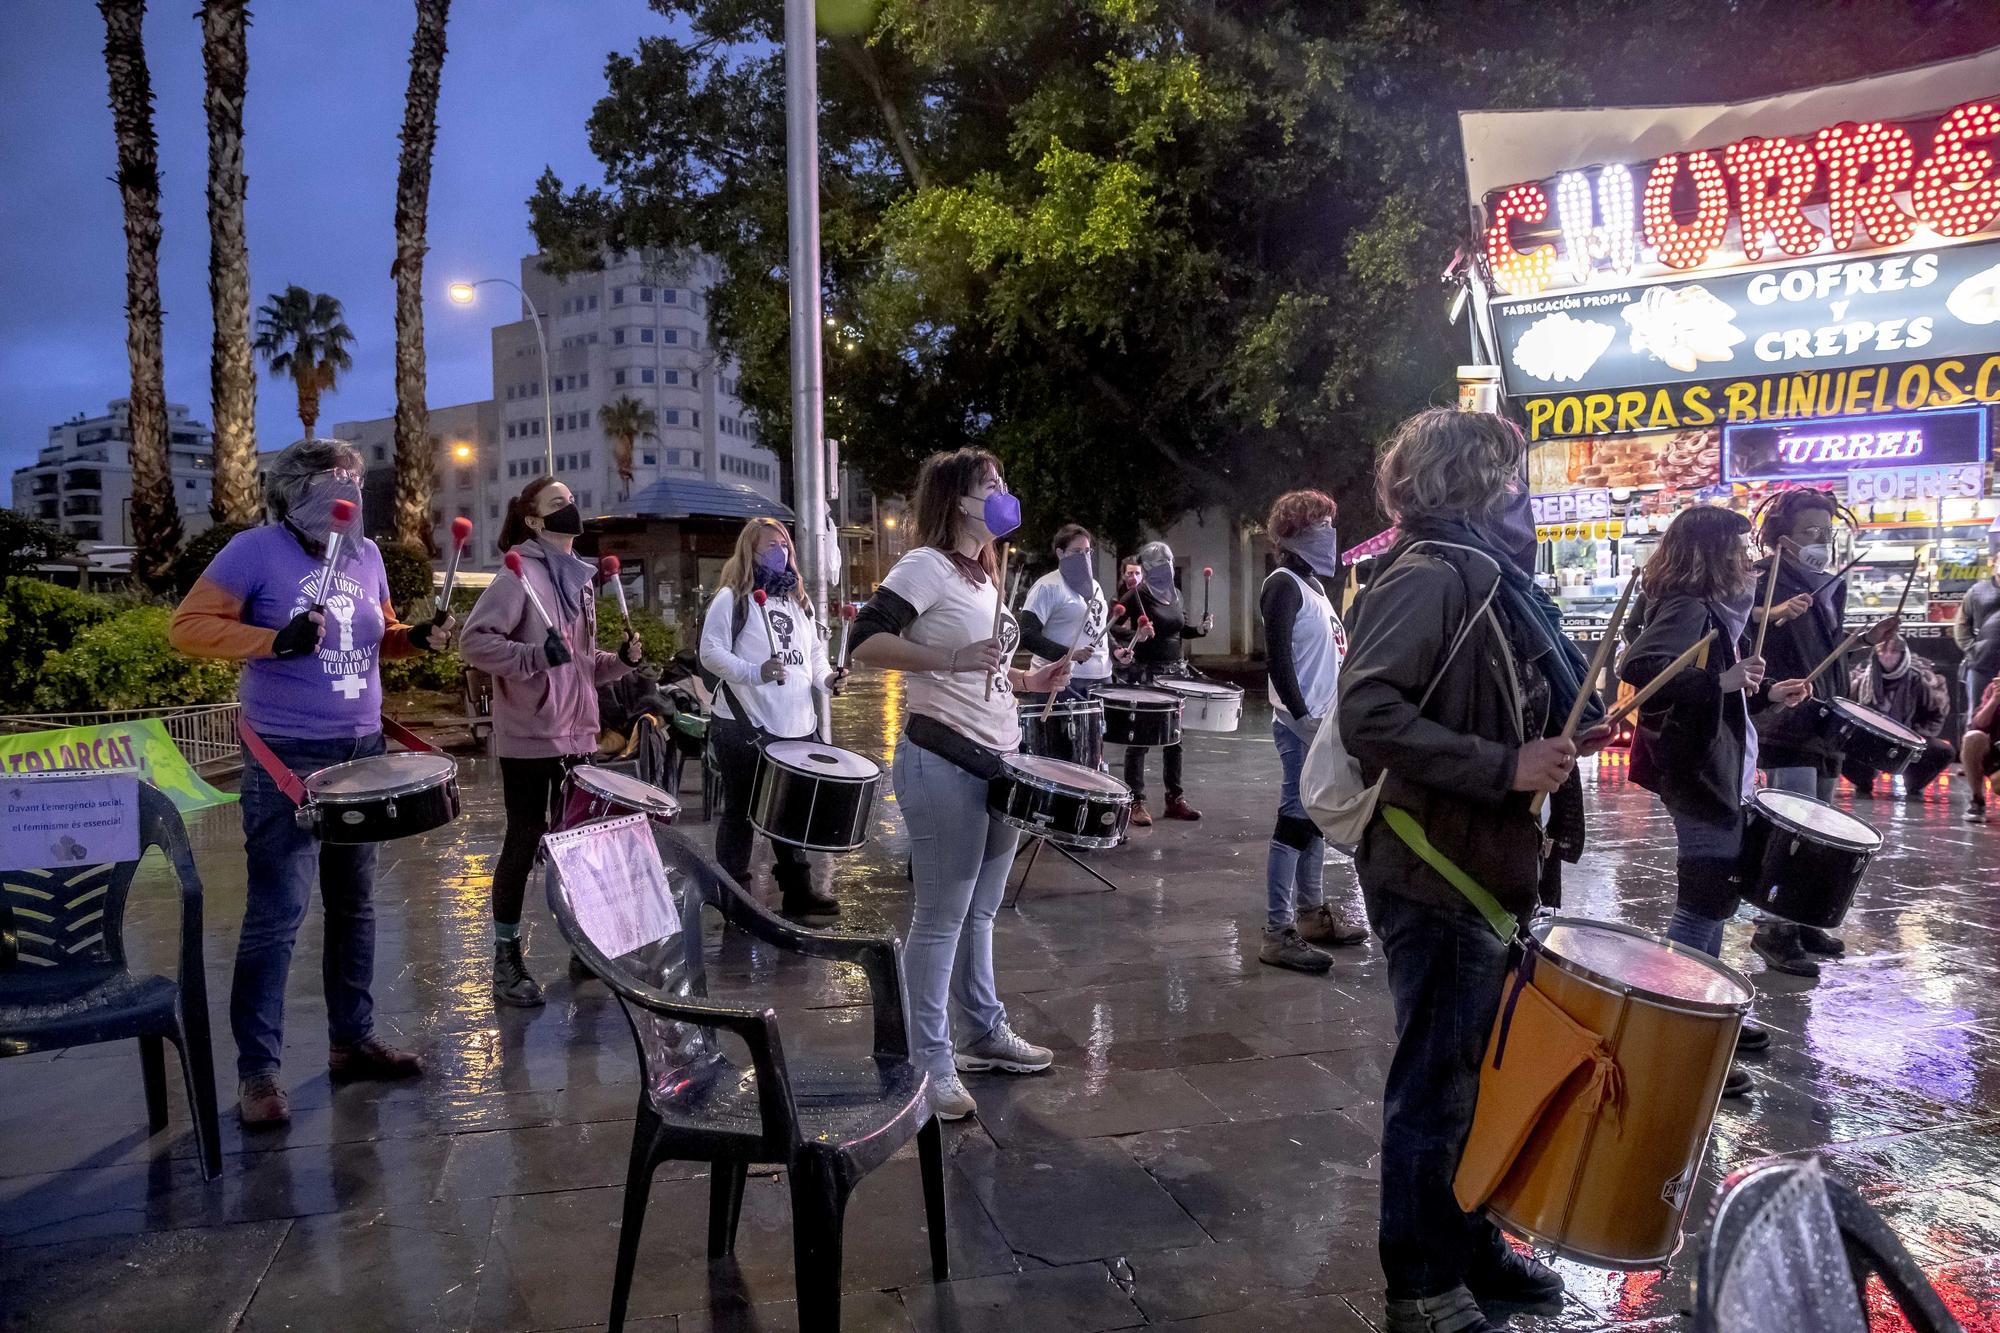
[391,0,452,552]
[201,0,258,525]
[99,0,182,589]
[253,286,354,437]
[600,396,657,501]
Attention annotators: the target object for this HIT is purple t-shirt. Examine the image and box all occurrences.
[204,524,392,739]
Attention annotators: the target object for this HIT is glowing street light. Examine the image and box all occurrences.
[446,276,554,475]
[451,442,473,462]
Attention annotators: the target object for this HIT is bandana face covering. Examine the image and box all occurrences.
[288,473,362,547]
[1142,565,1177,598]
[1059,549,1094,598]
[1283,523,1341,577]
[1473,485,1538,577]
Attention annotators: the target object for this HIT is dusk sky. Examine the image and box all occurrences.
[0,1,676,481]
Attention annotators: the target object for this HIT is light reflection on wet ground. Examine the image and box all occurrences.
[3,672,1997,1330]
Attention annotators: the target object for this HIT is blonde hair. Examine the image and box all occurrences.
[715,517,809,610]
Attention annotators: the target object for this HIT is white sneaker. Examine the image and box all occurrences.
[954,1021,1055,1074]
[929,1071,977,1121]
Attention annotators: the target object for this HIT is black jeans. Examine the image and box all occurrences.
[1122,740,1183,801]
[1362,881,1513,1299]
[493,754,583,927]
[710,713,810,894]
[1841,739,1953,795]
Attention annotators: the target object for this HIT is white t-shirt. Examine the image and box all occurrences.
[700,584,832,739]
[879,546,1021,752]
[1265,567,1346,722]
[1022,570,1111,682]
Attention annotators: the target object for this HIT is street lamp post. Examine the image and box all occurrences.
[449,278,555,476]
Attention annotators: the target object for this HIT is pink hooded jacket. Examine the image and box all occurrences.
[460,538,630,758]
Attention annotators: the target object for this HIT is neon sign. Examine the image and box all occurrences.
[1721,405,1989,483]
[1485,98,2000,296]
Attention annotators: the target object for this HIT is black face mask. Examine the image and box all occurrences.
[540,502,583,535]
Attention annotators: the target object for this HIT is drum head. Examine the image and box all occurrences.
[1752,789,1882,851]
[1002,753,1130,795]
[1018,697,1103,719]
[1158,679,1241,700]
[306,751,456,798]
[1831,698,1925,746]
[1534,918,1753,1009]
[763,741,880,780]
[1093,687,1180,709]
[571,765,679,815]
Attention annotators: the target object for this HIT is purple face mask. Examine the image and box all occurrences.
[964,490,1022,540]
[756,543,790,575]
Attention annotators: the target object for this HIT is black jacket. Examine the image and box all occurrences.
[1339,540,1579,917]
[1748,553,1849,771]
[1620,593,1747,825]
[1114,583,1205,678]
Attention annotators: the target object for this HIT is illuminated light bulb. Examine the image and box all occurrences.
[1642,151,1729,270]
[1815,122,1917,250]
[1725,136,1824,261]
[1911,100,2000,238]
[1484,184,1556,296]
[1597,163,1636,275]
[1556,170,1596,285]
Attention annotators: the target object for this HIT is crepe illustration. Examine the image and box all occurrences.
[1622,284,1744,374]
[1947,262,2000,326]
[1511,312,1617,384]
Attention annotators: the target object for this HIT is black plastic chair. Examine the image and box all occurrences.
[0,778,222,1179]
[1696,1155,1963,1333]
[542,817,945,1332]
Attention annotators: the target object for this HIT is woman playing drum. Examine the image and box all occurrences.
[698,517,847,916]
[1112,540,1210,824]
[847,449,1072,1122]
[460,478,642,1007]
[170,437,452,1127]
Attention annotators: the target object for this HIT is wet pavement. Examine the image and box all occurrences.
[4,674,1999,1331]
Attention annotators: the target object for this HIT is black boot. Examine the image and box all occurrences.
[1752,922,1819,978]
[777,863,839,917]
[492,937,545,1007]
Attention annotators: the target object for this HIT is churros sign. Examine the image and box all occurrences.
[1517,351,2000,442]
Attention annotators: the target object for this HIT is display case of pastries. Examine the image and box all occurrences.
[1845,544,1927,624]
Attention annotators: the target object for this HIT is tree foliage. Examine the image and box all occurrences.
[254,285,355,438]
[533,0,2000,546]
[391,0,453,554]
[0,511,81,585]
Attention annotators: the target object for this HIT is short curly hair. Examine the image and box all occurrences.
[1266,490,1337,543]
[1376,408,1523,524]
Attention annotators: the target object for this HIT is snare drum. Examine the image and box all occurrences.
[296,752,461,843]
[987,754,1133,849]
[1017,697,1105,768]
[750,740,881,852]
[1477,917,1751,1268]
[1095,687,1182,748]
[1739,789,1881,929]
[1156,678,1243,732]
[556,764,680,832]
[1817,698,1925,775]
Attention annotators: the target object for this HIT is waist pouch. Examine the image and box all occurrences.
[908,713,1005,781]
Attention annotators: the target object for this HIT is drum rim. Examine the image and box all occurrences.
[990,808,1124,849]
[1828,697,1926,746]
[760,741,882,780]
[1483,1209,1685,1271]
[1089,687,1183,710]
[1749,789,1883,850]
[999,754,1135,801]
[1155,678,1244,699]
[1016,698,1105,718]
[1529,914,1755,1013]
[749,814,870,853]
[305,752,458,800]
[569,764,680,809]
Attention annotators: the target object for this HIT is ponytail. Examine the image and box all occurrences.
[498,477,560,551]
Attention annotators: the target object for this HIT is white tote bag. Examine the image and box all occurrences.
[1302,573,1497,846]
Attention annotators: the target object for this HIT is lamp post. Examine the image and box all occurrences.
[448,278,555,476]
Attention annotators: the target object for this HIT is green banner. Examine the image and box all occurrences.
[0,719,235,812]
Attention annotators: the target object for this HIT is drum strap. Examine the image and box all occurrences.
[1379,805,1518,942]
[237,715,443,807]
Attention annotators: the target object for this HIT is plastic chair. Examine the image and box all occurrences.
[1696,1156,1963,1333]
[0,778,222,1179]
[542,818,945,1332]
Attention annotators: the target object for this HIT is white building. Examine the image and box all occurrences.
[10,399,216,546]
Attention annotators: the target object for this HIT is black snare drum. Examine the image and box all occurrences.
[296,752,461,843]
[1095,687,1182,748]
[1817,698,1925,775]
[1740,789,1882,929]
[556,764,680,832]
[987,754,1133,850]
[1017,697,1105,769]
[750,740,881,852]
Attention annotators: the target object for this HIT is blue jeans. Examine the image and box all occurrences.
[1362,882,1512,1299]
[893,737,1019,1079]
[233,731,385,1080]
[1267,718,1325,929]
[1665,804,1743,957]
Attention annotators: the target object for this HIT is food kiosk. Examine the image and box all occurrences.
[1459,48,2000,727]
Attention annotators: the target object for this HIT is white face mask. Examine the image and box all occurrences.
[1797,543,1832,572]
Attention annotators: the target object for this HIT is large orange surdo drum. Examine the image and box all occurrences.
[1456,917,1753,1268]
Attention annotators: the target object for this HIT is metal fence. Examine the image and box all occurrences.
[0,702,243,776]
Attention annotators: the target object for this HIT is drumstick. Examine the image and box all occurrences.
[1529,573,1638,815]
[503,549,570,666]
[1039,615,1094,723]
[311,498,357,609]
[596,555,632,633]
[1202,565,1213,621]
[985,541,1010,700]
[1602,632,1717,728]
[434,515,472,624]
[836,601,859,670]
[1751,543,1784,659]
[1890,561,1919,620]
[752,587,779,658]
[1802,629,1869,690]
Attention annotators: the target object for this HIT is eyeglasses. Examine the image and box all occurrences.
[306,466,363,487]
